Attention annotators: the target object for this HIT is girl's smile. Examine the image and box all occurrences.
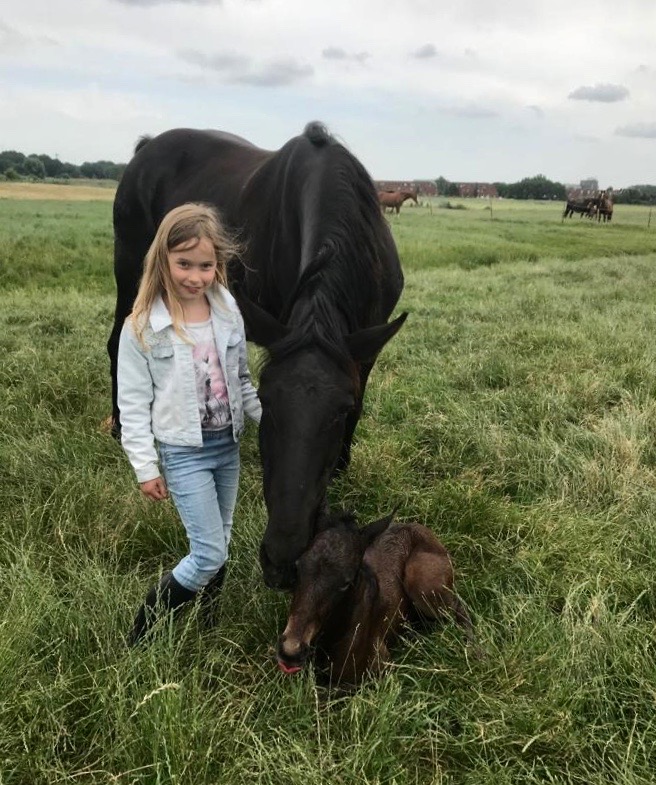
[168,237,218,305]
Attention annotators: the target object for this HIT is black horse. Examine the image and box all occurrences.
[109,123,406,589]
[562,199,595,220]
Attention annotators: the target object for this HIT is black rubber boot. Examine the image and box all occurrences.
[198,565,226,627]
[127,572,197,647]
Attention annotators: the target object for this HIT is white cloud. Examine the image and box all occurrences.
[1,0,655,185]
[411,44,437,59]
[111,0,221,5]
[568,84,630,103]
[616,123,656,139]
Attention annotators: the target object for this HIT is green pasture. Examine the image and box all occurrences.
[2,194,656,783]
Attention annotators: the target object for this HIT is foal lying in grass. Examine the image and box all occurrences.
[276,511,476,686]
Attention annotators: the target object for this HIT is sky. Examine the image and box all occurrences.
[1,0,655,188]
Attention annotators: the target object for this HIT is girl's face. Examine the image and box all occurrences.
[167,236,218,304]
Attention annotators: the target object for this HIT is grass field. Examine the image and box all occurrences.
[2,190,656,784]
[0,181,116,202]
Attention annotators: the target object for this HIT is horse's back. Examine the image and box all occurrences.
[366,522,457,625]
[114,127,272,232]
[364,523,450,582]
[373,521,449,552]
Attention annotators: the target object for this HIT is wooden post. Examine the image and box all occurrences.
[648,208,652,229]
[489,196,493,220]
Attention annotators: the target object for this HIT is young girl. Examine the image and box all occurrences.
[117,202,261,645]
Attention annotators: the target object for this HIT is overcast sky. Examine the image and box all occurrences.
[2,0,655,187]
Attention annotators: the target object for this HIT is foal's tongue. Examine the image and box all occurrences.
[277,660,302,675]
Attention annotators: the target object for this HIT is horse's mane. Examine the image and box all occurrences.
[261,123,386,382]
[303,121,332,148]
[134,135,152,155]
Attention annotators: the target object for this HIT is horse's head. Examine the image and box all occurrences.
[235,292,406,590]
[257,346,357,589]
[276,511,393,673]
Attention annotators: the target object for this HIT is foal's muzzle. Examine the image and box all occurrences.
[276,635,310,674]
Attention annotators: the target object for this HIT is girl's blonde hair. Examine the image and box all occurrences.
[130,202,239,346]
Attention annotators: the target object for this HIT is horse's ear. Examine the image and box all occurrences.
[344,312,408,363]
[360,510,395,547]
[232,286,290,348]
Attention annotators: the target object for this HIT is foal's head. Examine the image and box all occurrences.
[276,511,393,674]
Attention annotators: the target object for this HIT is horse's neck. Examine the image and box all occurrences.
[287,291,350,334]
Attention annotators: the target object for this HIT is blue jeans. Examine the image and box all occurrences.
[158,429,240,592]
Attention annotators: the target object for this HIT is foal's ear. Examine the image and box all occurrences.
[345,312,408,364]
[360,511,395,547]
[232,286,290,348]
[315,508,356,533]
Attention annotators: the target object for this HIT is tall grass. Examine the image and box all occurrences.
[1,196,656,783]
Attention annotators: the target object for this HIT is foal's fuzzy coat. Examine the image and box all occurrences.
[277,512,475,685]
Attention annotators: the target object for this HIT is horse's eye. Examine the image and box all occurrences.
[338,582,351,592]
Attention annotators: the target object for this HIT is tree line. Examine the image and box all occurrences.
[2,148,655,205]
[435,174,567,200]
[612,185,656,205]
[0,150,126,181]
[435,174,656,205]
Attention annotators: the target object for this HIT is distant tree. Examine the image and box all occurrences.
[0,150,26,175]
[37,154,65,177]
[0,150,129,180]
[435,176,450,196]
[80,160,125,179]
[23,155,46,180]
[60,162,81,178]
[80,161,102,179]
[494,182,511,198]
[4,167,20,181]
[614,185,656,205]
[504,174,566,200]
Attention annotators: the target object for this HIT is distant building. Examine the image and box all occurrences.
[455,182,498,198]
[580,178,599,194]
[375,180,501,198]
[375,180,437,197]
[412,180,438,196]
[566,179,613,200]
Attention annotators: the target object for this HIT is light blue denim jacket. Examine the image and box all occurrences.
[117,286,261,483]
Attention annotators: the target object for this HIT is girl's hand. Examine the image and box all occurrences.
[140,477,168,501]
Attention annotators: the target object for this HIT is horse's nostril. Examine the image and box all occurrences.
[262,561,297,591]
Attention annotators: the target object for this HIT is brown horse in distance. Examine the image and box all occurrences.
[562,191,613,223]
[276,510,476,686]
[378,189,418,214]
[596,190,613,222]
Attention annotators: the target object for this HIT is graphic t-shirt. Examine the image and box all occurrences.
[185,319,231,430]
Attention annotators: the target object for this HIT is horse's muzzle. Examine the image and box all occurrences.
[259,543,297,590]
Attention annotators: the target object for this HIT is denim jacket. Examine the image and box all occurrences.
[117,286,261,483]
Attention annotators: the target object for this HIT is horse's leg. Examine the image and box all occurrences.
[107,230,151,436]
[403,550,477,645]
